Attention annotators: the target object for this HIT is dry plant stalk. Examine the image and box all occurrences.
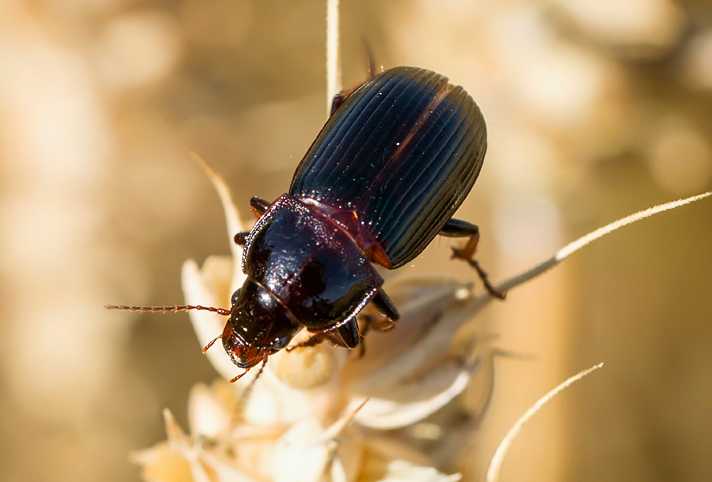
[485,363,605,482]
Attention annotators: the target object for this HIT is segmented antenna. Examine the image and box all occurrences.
[105,304,231,316]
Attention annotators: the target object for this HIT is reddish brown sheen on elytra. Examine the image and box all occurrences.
[108,66,503,381]
[299,197,392,268]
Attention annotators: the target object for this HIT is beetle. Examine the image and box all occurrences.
[108,66,503,381]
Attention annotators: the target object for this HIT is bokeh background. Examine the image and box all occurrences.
[2,1,712,481]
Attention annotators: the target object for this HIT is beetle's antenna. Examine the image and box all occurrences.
[201,335,222,353]
[105,304,231,316]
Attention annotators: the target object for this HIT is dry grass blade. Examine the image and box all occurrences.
[190,152,245,256]
[326,0,341,118]
[485,363,605,482]
[494,192,711,294]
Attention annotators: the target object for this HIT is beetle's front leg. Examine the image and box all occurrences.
[234,197,269,245]
[234,231,250,246]
[250,196,270,217]
[440,219,506,300]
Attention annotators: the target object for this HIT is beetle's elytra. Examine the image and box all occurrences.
[225,66,500,370]
[108,66,503,378]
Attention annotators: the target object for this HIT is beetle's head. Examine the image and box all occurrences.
[222,279,300,368]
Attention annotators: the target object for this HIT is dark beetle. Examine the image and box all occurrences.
[224,66,501,371]
[108,66,502,378]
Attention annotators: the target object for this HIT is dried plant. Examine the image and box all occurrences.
[133,151,709,481]
[132,2,712,481]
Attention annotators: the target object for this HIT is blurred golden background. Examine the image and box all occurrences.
[1,1,711,481]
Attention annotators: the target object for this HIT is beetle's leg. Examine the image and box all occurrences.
[325,319,361,349]
[371,288,400,322]
[249,196,270,218]
[357,315,378,358]
[357,314,395,358]
[359,314,398,334]
[286,333,326,352]
[286,319,361,352]
[357,289,398,357]
[233,197,265,244]
[360,314,375,334]
[329,41,380,115]
[440,219,506,300]
[440,219,480,254]
[330,92,348,115]
[234,231,250,246]
[358,316,371,358]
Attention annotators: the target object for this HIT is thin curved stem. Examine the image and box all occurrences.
[326,0,341,118]
[490,192,711,299]
[485,363,604,482]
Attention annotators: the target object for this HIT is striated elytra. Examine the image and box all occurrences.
[107,66,498,378]
[225,66,494,371]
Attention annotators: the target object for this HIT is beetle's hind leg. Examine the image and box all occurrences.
[440,219,506,300]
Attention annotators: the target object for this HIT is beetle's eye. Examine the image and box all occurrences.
[271,335,290,350]
[230,289,241,306]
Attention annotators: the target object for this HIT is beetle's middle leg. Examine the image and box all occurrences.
[233,197,270,245]
[286,333,326,352]
[357,313,395,358]
[440,219,506,300]
[357,288,399,357]
[286,319,361,353]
